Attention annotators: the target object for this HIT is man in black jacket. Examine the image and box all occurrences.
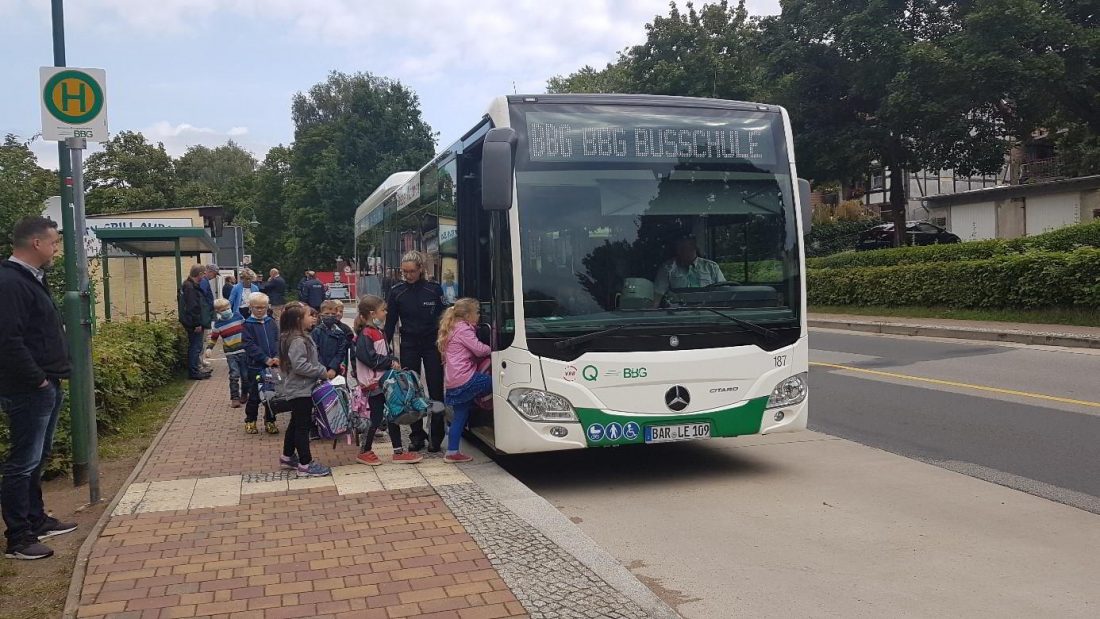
[385,251,446,452]
[179,265,210,380]
[0,217,77,560]
[262,268,288,316]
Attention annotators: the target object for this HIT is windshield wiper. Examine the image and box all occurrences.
[622,307,778,340]
[553,324,627,350]
[695,307,778,340]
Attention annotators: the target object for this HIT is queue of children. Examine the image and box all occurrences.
[352,294,490,465]
[204,286,491,476]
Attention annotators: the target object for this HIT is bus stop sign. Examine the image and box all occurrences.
[40,67,108,142]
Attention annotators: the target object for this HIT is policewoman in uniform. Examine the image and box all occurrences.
[384,251,446,451]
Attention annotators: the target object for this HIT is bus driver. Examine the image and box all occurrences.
[652,236,725,306]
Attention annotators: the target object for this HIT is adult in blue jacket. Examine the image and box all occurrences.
[240,292,279,434]
[229,268,261,319]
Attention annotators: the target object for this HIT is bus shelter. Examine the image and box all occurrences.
[93,227,219,322]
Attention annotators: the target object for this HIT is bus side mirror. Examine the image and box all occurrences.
[797,178,812,233]
[482,128,518,211]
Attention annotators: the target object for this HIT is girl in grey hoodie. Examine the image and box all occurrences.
[277,302,332,477]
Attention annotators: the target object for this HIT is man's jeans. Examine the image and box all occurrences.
[0,379,63,546]
[187,328,204,377]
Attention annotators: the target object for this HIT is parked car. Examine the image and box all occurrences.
[856,221,961,250]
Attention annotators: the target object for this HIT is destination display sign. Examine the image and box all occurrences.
[524,110,778,165]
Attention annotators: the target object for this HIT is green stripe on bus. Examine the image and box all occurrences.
[575,396,769,447]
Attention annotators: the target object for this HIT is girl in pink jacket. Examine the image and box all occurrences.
[437,298,491,463]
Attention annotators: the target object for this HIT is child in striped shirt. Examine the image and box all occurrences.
[208,298,248,407]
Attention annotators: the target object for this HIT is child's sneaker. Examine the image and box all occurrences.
[264,421,279,434]
[297,462,331,477]
[230,400,241,409]
[392,451,422,464]
[443,452,474,463]
[356,451,382,466]
[245,422,258,434]
[279,455,299,470]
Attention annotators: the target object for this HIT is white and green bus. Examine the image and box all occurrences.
[354,94,810,454]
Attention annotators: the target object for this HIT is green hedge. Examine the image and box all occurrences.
[1004,220,1100,252]
[808,248,1100,309]
[806,239,1011,269]
[0,319,186,478]
[804,220,881,258]
[807,221,1100,269]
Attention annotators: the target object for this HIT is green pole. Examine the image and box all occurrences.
[51,0,94,492]
[65,138,100,504]
[174,238,182,290]
[142,255,151,322]
[100,239,111,322]
[89,286,96,336]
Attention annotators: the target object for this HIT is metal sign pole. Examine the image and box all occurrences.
[64,137,100,504]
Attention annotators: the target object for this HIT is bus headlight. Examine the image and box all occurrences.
[507,388,578,422]
[767,373,807,409]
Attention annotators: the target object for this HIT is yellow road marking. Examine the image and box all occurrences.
[810,361,1100,409]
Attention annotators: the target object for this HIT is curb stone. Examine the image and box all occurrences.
[457,452,681,618]
[61,378,200,619]
[809,319,1100,349]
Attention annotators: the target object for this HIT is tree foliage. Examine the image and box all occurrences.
[175,141,257,218]
[281,71,435,277]
[0,135,56,256]
[547,0,762,100]
[249,145,294,273]
[84,131,176,214]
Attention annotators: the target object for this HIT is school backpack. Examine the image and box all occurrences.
[380,369,435,425]
[311,380,352,441]
[348,386,373,435]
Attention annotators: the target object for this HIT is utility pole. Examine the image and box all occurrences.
[50,0,100,503]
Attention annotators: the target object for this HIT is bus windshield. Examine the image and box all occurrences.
[511,103,801,349]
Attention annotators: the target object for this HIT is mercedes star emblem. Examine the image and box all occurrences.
[669,335,680,348]
[665,386,690,411]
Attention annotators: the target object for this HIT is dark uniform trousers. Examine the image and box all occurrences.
[400,338,445,449]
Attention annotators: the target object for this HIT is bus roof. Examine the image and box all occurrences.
[355,171,416,222]
[502,93,781,113]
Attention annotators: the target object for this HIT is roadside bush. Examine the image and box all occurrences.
[804,219,881,258]
[807,220,1100,269]
[0,318,185,478]
[807,239,1010,269]
[808,248,1100,309]
[1005,220,1100,252]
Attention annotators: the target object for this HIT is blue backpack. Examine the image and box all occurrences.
[381,369,434,425]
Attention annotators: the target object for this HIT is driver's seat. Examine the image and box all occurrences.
[616,278,654,309]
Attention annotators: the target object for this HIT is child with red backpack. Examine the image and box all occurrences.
[353,295,420,465]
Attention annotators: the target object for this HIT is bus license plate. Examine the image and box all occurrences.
[644,422,711,444]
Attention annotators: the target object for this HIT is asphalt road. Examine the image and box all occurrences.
[495,329,1100,617]
[809,329,1100,511]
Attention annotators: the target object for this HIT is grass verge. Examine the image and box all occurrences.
[810,305,1100,328]
[0,374,190,619]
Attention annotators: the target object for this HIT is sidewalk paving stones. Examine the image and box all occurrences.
[70,359,676,618]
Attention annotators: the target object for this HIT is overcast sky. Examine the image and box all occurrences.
[2,0,781,169]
